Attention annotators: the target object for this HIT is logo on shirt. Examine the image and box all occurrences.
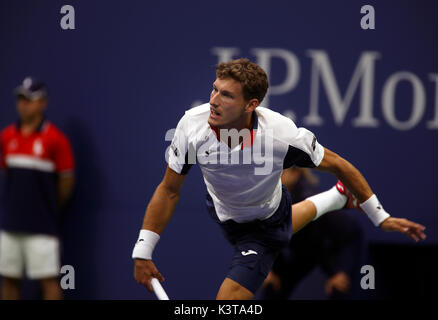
[311,136,317,151]
[171,144,179,157]
[33,139,44,156]
[8,139,18,151]
[241,250,258,256]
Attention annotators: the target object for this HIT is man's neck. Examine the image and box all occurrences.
[20,115,44,136]
[216,112,255,149]
[222,111,254,132]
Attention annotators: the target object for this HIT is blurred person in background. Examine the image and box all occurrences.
[259,167,365,300]
[0,77,75,300]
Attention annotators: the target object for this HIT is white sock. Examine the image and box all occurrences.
[306,186,347,221]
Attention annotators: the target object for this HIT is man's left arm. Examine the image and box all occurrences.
[58,174,75,210]
[316,147,426,242]
[54,132,75,211]
[0,131,5,204]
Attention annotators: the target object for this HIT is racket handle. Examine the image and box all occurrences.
[151,278,169,300]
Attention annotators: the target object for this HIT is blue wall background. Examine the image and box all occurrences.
[0,0,437,299]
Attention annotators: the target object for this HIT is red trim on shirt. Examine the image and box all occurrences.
[209,125,256,150]
[241,129,257,150]
[210,124,219,140]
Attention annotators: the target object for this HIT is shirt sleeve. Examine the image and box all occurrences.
[167,113,194,175]
[283,127,325,169]
[53,132,75,174]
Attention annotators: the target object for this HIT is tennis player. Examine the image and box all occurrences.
[132,59,426,300]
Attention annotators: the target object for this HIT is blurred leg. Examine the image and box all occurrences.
[260,271,289,300]
[292,185,348,234]
[40,278,63,300]
[1,277,21,300]
[0,231,24,299]
[291,200,317,234]
[260,254,317,300]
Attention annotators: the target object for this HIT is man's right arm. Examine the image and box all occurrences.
[133,166,187,292]
[141,166,186,234]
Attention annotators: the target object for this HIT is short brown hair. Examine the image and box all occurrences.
[216,58,269,103]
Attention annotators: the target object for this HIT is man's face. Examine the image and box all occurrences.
[16,96,46,122]
[209,77,248,129]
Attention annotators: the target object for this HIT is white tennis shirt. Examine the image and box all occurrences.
[167,103,324,223]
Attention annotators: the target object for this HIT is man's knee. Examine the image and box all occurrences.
[216,277,254,300]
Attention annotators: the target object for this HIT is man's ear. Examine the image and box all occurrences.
[245,98,259,113]
[40,99,48,110]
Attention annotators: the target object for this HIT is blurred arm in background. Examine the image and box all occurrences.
[57,173,75,211]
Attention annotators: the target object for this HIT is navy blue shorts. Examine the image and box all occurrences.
[206,185,293,294]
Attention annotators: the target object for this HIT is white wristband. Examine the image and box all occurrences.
[359,194,391,227]
[132,229,160,260]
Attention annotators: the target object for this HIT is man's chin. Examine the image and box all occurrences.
[19,114,41,123]
[19,115,32,122]
[208,117,221,128]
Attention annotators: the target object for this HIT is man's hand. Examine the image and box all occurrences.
[334,180,427,242]
[262,271,282,292]
[134,259,165,292]
[380,217,426,242]
[325,271,350,296]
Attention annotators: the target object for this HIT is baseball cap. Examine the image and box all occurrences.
[14,77,48,100]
